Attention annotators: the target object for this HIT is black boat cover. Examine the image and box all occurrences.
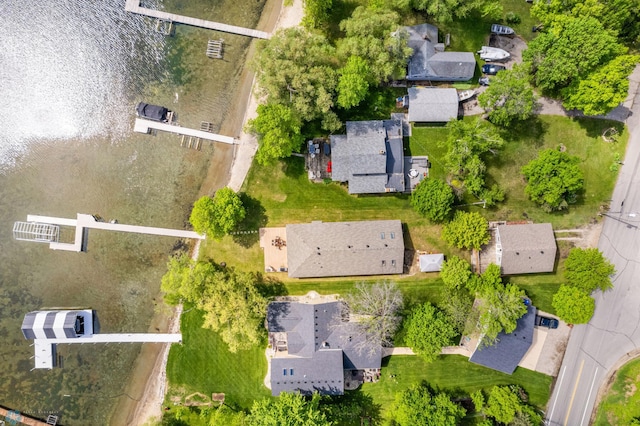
[136,102,169,122]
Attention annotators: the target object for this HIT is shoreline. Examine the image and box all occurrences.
[120,0,304,424]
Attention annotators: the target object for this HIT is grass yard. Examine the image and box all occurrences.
[410,115,628,229]
[362,355,553,420]
[165,308,271,415]
[594,357,640,425]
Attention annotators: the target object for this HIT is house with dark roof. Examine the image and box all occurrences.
[407,87,459,123]
[496,223,557,275]
[405,24,476,82]
[285,220,404,278]
[330,120,429,194]
[267,300,382,396]
[469,303,536,374]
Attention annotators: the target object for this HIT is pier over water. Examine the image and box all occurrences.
[124,0,270,39]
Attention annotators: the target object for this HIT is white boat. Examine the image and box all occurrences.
[491,24,515,36]
[457,89,476,102]
[477,46,510,61]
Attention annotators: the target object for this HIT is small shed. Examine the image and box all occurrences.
[419,253,444,272]
[407,88,459,123]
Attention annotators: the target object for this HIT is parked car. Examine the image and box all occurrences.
[479,76,491,86]
[482,64,506,75]
[537,316,559,329]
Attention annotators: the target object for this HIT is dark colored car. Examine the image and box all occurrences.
[537,316,559,329]
[479,76,491,86]
[482,64,506,75]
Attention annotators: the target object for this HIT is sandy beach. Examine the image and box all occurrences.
[120,1,304,424]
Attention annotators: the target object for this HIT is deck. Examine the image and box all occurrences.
[124,0,270,39]
[134,118,235,144]
[259,227,288,273]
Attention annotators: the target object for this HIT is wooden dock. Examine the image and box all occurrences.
[134,118,235,144]
[24,214,204,253]
[125,0,270,39]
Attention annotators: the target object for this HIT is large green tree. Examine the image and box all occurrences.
[562,55,640,116]
[441,119,504,200]
[404,302,458,362]
[410,178,455,223]
[552,284,596,324]
[476,266,528,346]
[189,188,246,239]
[410,0,502,23]
[521,148,584,212]
[523,15,625,93]
[336,56,373,109]
[565,248,616,293]
[161,257,267,352]
[302,0,333,30]
[253,27,340,130]
[390,382,466,426]
[478,64,537,127]
[442,211,490,250]
[248,392,331,426]
[248,103,305,165]
[484,385,542,425]
[531,0,640,44]
[338,7,413,81]
[440,256,472,290]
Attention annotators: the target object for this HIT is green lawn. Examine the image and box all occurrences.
[362,355,553,420]
[166,308,271,412]
[594,357,640,425]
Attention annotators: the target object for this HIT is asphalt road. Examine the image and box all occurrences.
[546,66,640,425]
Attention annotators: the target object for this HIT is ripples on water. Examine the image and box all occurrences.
[0,0,165,170]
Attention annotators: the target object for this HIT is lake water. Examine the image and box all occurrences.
[0,0,263,423]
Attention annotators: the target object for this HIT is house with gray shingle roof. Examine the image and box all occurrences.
[407,87,459,123]
[267,300,382,396]
[331,120,407,194]
[496,223,557,275]
[469,303,536,374]
[286,220,404,278]
[406,23,476,82]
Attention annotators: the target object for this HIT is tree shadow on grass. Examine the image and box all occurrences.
[573,117,626,140]
[282,156,306,179]
[499,116,548,147]
[255,274,288,299]
[232,193,267,248]
[322,389,382,426]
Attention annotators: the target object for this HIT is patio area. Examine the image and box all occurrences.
[259,227,288,273]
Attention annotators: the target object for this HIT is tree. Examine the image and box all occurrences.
[390,382,466,426]
[189,188,246,239]
[477,276,527,346]
[440,256,472,290]
[252,27,340,130]
[484,385,541,425]
[248,392,331,426]
[478,64,537,127]
[302,0,332,30]
[552,284,596,324]
[441,287,473,335]
[565,248,616,293]
[338,7,413,81]
[404,302,458,362]
[336,56,373,109]
[531,0,640,43]
[343,281,403,353]
[562,55,640,116]
[248,103,305,165]
[410,178,455,223]
[523,15,625,93]
[521,148,584,212]
[441,119,504,198]
[442,211,490,250]
[410,0,502,23]
[161,258,268,352]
